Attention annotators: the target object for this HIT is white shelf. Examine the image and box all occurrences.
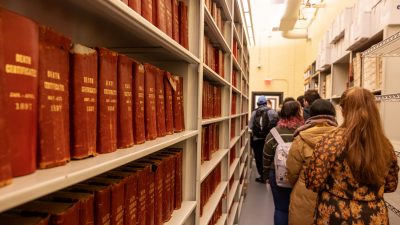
[239,139,249,158]
[238,195,245,218]
[240,128,247,136]
[204,6,231,53]
[242,94,249,100]
[233,25,242,49]
[229,158,240,180]
[229,136,241,149]
[228,180,240,208]
[385,192,400,218]
[232,56,242,72]
[231,113,241,119]
[203,64,231,86]
[164,201,197,225]
[239,163,245,179]
[232,85,241,95]
[200,181,228,225]
[0,130,198,212]
[215,213,228,225]
[363,31,400,57]
[201,149,229,182]
[202,116,230,126]
[227,202,239,225]
[215,0,232,21]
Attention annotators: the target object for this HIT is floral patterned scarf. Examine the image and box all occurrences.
[277,116,304,129]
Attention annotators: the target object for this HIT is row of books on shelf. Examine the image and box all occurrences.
[200,163,222,216]
[229,146,236,165]
[232,70,239,89]
[351,53,382,91]
[205,0,226,35]
[0,8,184,187]
[230,118,237,140]
[203,35,225,77]
[231,94,238,114]
[120,0,189,49]
[0,148,183,225]
[201,123,220,164]
[232,39,240,61]
[202,80,222,119]
[208,198,223,225]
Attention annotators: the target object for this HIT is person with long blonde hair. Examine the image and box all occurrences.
[305,87,399,224]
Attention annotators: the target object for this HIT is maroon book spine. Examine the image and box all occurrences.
[144,64,157,140]
[154,0,167,33]
[164,72,174,135]
[38,26,71,169]
[67,184,111,225]
[121,0,129,5]
[0,213,50,225]
[129,0,141,14]
[155,68,166,137]
[70,44,98,159]
[165,0,173,38]
[1,8,38,176]
[171,0,180,42]
[172,76,184,132]
[141,0,153,23]
[0,15,12,187]
[132,62,146,144]
[97,48,118,154]
[178,1,189,49]
[117,55,134,148]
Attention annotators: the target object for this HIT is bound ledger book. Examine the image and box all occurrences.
[154,0,167,33]
[144,64,157,140]
[13,201,80,225]
[117,55,134,148]
[165,0,173,38]
[132,61,146,144]
[164,72,174,135]
[179,1,189,49]
[172,0,180,42]
[40,191,94,225]
[70,44,98,159]
[97,48,118,154]
[128,0,141,14]
[172,76,184,132]
[142,0,153,24]
[155,68,166,137]
[0,8,39,176]
[0,212,50,225]
[38,26,71,169]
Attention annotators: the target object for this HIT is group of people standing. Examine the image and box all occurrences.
[249,87,399,225]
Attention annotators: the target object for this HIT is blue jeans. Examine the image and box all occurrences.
[269,170,292,225]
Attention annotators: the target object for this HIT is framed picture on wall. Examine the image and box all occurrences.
[251,92,283,112]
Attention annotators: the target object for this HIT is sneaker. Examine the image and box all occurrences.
[255,177,266,184]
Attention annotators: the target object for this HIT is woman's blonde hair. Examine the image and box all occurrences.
[340,87,392,185]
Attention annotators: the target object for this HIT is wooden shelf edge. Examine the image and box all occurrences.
[227,202,239,225]
[200,182,228,225]
[228,180,240,208]
[229,136,241,149]
[202,116,230,126]
[229,159,240,180]
[204,6,231,53]
[215,213,228,225]
[203,64,231,86]
[164,201,197,225]
[200,149,229,182]
[0,130,198,212]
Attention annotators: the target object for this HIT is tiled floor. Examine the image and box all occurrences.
[238,161,274,225]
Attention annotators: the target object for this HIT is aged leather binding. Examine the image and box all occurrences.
[144,64,157,140]
[154,0,167,33]
[165,0,173,38]
[1,8,38,176]
[121,0,129,5]
[117,55,134,148]
[132,61,146,144]
[40,191,94,225]
[97,48,118,154]
[38,26,71,168]
[67,184,111,225]
[0,212,50,225]
[155,68,166,137]
[70,44,98,159]
[142,0,153,23]
[171,0,180,42]
[129,0,141,14]
[172,76,184,132]
[178,1,189,49]
[123,163,151,225]
[85,177,125,225]
[164,148,182,209]
[13,201,79,225]
[102,170,138,225]
[163,72,174,135]
[0,29,11,186]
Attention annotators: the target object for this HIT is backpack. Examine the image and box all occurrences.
[252,106,270,138]
[270,128,292,188]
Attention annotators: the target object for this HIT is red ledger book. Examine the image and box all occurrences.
[132,61,146,144]
[143,64,157,140]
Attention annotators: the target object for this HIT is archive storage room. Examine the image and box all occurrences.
[0,0,399,225]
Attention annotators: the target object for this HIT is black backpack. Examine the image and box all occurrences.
[252,106,270,138]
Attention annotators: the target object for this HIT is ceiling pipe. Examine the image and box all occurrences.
[282,29,309,39]
[279,0,309,39]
